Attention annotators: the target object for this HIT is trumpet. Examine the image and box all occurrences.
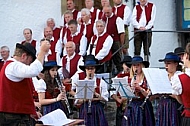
[127,70,137,108]
[139,90,151,110]
[54,75,73,115]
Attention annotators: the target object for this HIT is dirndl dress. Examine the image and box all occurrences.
[155,96,181,126]
[122,99,155,126]
[79,101,108,126]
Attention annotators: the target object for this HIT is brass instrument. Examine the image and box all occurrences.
[54,75,73,115]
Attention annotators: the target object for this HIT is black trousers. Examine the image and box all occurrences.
[0,112,31,126]
[134,31,152,55]
[116,105,124,126]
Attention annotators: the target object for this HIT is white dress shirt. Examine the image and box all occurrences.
[114,4,132,26]
[5,58,43,82]
[131,2,156,29]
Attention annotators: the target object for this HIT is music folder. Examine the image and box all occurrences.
[38,109,75,126]
[112,78,135,98]
[142,68,172,95]
[75,80,95,100]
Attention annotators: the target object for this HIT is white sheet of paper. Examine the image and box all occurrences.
[142,68,172,95]
[112,78,135,98]
[38,109,75,126]
[76,80,95,99]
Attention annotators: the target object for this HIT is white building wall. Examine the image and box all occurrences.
[0,0,61,57]
[0,0,179,67]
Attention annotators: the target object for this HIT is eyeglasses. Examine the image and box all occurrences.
[86,67,95,70]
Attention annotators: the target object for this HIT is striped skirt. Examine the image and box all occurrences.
[122,99,155,126]
[155,96,181,126]
[79,101,108,126]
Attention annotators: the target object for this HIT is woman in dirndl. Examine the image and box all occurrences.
[122,56,155,126]
[71,55,108,126]
[156,52,182,126]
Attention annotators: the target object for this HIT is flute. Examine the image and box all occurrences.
[87,73,92,114]
[128,70,137,108]
[54,75,73,115]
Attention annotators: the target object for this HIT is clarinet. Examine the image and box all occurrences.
[87,73,92,114]
[128,70,137,108]
[54,75,73,115]
[139,90,151,110]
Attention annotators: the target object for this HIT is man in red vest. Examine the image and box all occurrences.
[131,0,156,60]
[80,8,96,46]
[43,27,62,63]
[103,5,125,75]
[85,0,100,22]
[113,0,131,56]
[87,19,113,73]
[61,0,81,27]
[0,46,11,70]
[63,20,87,56]
[21,28,37,48]
[0,40,50,125]
[46,18,61,40]
[59,41,83,92]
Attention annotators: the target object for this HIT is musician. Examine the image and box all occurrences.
[122,56,155,126]
[111,55,132,126]
[172,42,190,126]
[71,55,108,126]
[157,52,182,126]
[0,41,50,125]
[36,61,68,116]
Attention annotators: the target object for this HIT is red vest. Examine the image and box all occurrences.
[98,10,104,19]
[179,74,190,117]
[21,40,37,48]
[102,15,120,41]
[62,54,81,78]
[73,9,79,21]
[80,21,94,44]
[48,38,59,61]
[61,26,71,41]
[0,60,4,71]
[90,8,98,22]
[0,61,36,115]
[78,72,100,94]
[91,33,112,63]
[67,33,83,54]
[112,4,126,19]
[136,3,153,25]
[53,27,61,40]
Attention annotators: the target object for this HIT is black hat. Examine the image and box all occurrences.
[174,47,185,55]
[16,43,36,61]
[79,55,101,71]
[159,52,181,62]
[129,56,149,68]
[120,56,132,68]
[42,61,61,73]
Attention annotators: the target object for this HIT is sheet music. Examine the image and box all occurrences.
[75,80,95,99]
[38,109,75,126]
[112,78,135,98]
[142,68,172,95]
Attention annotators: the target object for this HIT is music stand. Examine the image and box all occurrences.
[75,80,101,125]
[112,78,136,98]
